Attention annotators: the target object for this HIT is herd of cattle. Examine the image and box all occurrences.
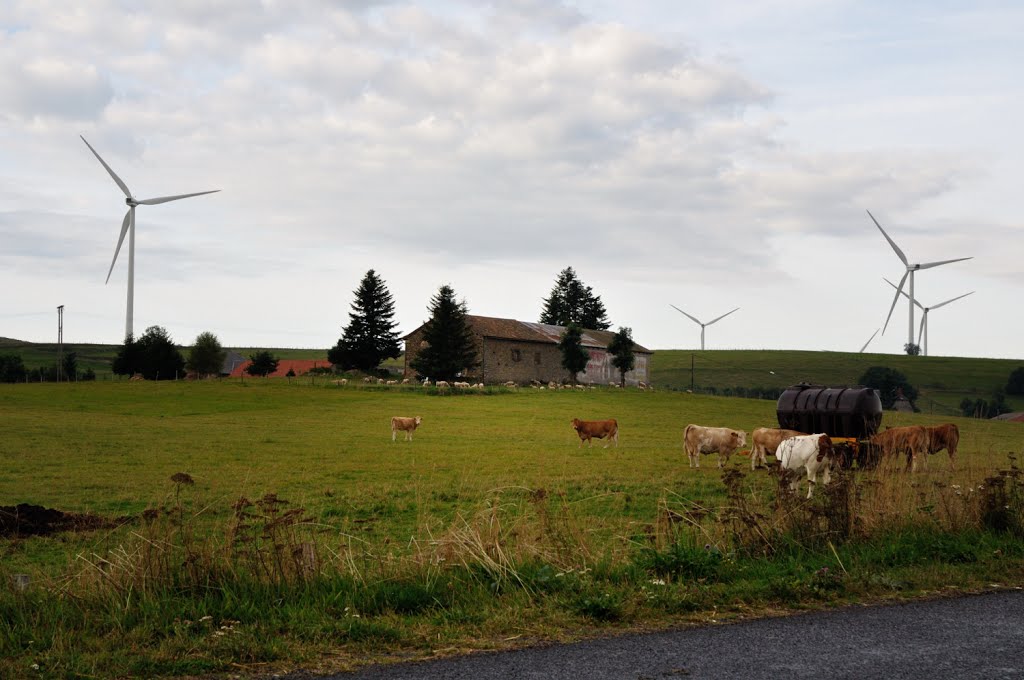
[389,414,960,499]
[566,419,960,499]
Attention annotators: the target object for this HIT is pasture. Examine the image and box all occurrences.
[2,380,1023,678]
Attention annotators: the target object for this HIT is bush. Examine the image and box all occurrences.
[637,540,725,582]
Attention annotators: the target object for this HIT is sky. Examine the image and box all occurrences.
[1,1,1021,359]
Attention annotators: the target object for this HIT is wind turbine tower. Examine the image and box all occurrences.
[81,136,219,339]
[670,304,739,350]
[883,278,973,356]
[867,210,971,349]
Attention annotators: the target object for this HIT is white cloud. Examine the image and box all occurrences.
[0,1,1020,358]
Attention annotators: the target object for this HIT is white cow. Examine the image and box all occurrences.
[776,433,836,498]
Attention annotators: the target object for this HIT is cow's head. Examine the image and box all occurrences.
[571,418,582,431]
[733,430,747,447]
[815,434,834,463]
[415,416,423,426]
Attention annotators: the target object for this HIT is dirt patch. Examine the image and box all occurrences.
[0,504,117,537]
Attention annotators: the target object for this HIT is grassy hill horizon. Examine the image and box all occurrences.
[3,337,1021,414]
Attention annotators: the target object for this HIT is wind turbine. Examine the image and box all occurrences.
[867,210,971,349]
[859,328,880,353]
[669,304,739,350]
[884,278,973,356]
[81,136,219,339]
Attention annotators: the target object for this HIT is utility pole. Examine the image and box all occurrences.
[57,305,64,382]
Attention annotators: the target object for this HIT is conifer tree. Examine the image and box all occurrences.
[112,333,142,376]
[607,326,636,387]
[246,350,279,377]
[540,267,610,330]
[328,269,402,373]
[410,285,478,381]
[558,323,590,385]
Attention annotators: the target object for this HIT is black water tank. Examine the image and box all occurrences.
[776,384,882,439]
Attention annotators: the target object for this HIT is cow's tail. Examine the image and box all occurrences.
[683,424,694,455]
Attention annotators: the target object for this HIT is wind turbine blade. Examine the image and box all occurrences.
[860,328,880,353]
[867,210,908,266]
[884,277,924,310]
[80,135,132,199]
[930,291,974,310]
[706,307,740,326]
[669,304,703,326]
[918,314,926,346]
[137,189,220,205]
[105,209,131,284]
[917,256,973,270]
[882,271,909,335]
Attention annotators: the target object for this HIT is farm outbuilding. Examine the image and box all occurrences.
[227,359,332,378]
[402,315,652,386]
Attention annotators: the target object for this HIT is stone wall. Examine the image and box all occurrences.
[404,328,651,385]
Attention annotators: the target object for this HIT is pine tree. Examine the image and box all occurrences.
[328,270,402,373]
[558,323,590,385]
[607,327,636,387]
[112,333,142,376]
[410,285,478,381]
[539,267,610,330]
[246,350,280,377]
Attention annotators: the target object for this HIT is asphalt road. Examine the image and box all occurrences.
[313,590,1024,679]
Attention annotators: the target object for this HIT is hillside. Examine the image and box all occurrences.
[649,349,1024,415]
[0,338,330,376]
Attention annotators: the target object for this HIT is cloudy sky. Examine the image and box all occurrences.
[1,1,1021,359]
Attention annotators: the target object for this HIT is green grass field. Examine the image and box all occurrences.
[2,379,1024,677]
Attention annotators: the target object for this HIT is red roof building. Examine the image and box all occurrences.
[228,358,332,378]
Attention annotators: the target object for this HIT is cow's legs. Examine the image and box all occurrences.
[392,429,397,442]
[806,469,817,499]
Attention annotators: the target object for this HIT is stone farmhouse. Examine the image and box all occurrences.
[402,315,652,386]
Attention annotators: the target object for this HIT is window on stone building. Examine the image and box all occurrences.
[534,352,541,364]
[511,349,522,362]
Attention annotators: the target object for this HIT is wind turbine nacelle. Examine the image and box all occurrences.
[125,197,138,207]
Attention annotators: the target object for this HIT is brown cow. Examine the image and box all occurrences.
[870,425,929,471]
[750,427,806,470]
[571,418,619,448]
[684,425,747,468]
[391,416,423,442]
[925,423,959,468]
